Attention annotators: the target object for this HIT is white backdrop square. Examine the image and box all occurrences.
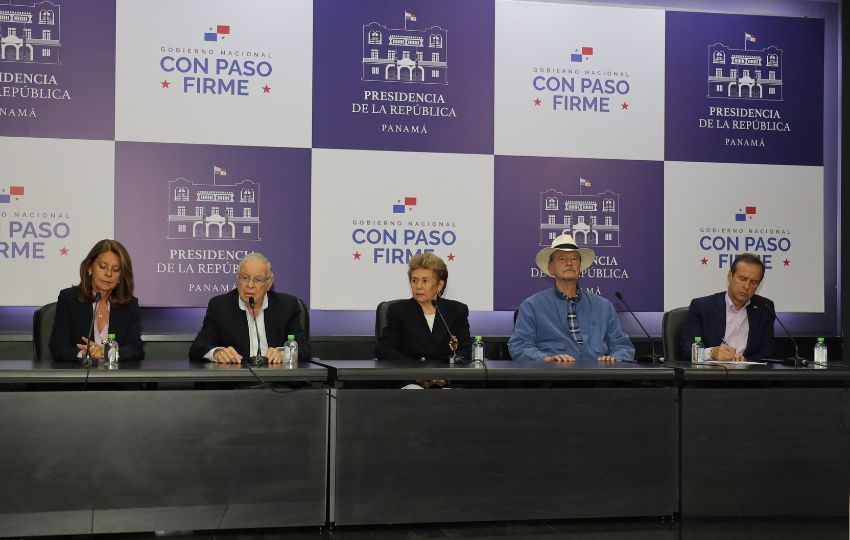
[311,149,494,310]
[664,161,823,312]
[494,1,665,160]
[0,137,115,306]
[115,0,313,147]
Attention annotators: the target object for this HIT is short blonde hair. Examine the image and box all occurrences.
[407,253,448,291]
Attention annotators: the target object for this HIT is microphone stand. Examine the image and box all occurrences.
[247,297,267,366]
[82,292,101,367]
[432,299,461,364]
[761,301,806,367]
[615,291,661,363]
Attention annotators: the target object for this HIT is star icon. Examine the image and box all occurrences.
[533,98,541,106]
[621,102,629,110]
[783,258,790,266]
[700,257,708,265]
[447,253,456,261]
[353,252,362,260]
[60,247,69,256]
[161,80,170,88]
[262,84,271,93]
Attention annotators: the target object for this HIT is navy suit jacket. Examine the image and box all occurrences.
[375,297,472,361]
[189,289,310,362]
[48,286,144,362]
[679,291,775,362]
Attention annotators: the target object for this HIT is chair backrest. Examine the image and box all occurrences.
[661,307,689,363]
[33,302,57,361]
[374,299,405,342]
[296,297,310,339]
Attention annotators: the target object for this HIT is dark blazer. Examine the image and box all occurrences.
[189,289,310,362]
[375,297,472,361]
[48,286,144,362]
[679,291,775,362]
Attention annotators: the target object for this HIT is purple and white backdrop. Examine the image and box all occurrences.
[0,0,840,339]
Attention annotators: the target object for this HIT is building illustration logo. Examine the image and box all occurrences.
[539,178,621,248]
[0,0,60,64]
[167,165,261,241]
[361,11,448,85]
[707,33,783,101]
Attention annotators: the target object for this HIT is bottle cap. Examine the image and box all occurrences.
[287,334,295,340]
[817,337,825,342]
[475,336,482,341]
[695,336,702,342]
[108,333,116,340]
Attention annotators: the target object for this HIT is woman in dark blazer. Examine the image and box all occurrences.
[375,253,472,362]
[48,239,143,362]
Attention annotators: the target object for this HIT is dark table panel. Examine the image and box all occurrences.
[680,361,850,519]
[0,388,328,537]
[329,359,678,526]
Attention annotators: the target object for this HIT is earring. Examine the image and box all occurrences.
[88,271,92,276]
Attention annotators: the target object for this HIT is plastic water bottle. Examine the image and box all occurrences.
[813,337,827,366]
[283,334,298,366]
[691,336,705,364]
[471,336,485,364]
[104,333,119,366]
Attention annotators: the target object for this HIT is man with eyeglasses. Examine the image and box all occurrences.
[679,252,775,362]
[189,252,310,363]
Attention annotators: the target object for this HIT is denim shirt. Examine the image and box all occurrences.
[508,287,635,362]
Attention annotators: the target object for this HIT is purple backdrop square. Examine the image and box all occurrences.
[114,142,311,307]
[664,11,823,165]
[312,0,494,154]
[0,0,116,140]
[494,156,664,312]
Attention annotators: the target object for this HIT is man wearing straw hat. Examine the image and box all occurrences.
[508,233,634,363]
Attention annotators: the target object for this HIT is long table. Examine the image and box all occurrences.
[2,357,848,536]
[674,361,850,517]
[315,359,678,525]
[0,359,329,537]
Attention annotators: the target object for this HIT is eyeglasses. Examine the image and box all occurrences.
[237,275,270,285]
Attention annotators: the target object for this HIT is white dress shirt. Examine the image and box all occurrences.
[204,295,272,360]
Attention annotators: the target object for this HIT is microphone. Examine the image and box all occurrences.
[615,291,661,363]
[247,296,267,366]
[759,300,806,367]
[83,292,101,366]
[431,298,460,364]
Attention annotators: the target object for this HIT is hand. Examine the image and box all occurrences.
[596,355,616,363]
[78,337,104,360]
[713,344,738,361]
[267,347,284,364]
[544,354,576,363]
[212,347,242,364]
[417,379,447,389]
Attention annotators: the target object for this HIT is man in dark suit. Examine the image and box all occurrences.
[679,253,775,362]
[189,253,309,363]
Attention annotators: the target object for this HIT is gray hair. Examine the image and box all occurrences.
[239,252,274,279]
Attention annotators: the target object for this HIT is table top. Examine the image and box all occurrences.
[311,358,675,382]
[668,359,850,381]
[0,359,327,383]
